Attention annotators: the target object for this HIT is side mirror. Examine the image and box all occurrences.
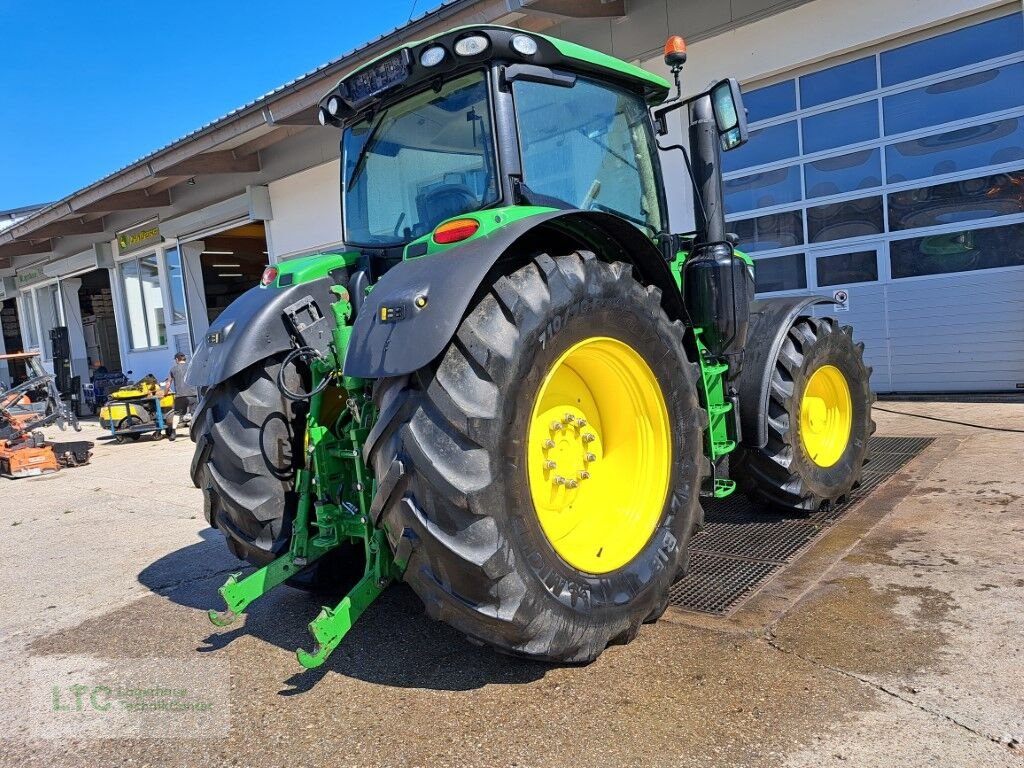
[709,78,748,152]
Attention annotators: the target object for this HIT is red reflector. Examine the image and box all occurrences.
[260,266,278,286]
[433,218,480,245]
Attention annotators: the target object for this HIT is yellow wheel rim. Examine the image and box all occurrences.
[527,336,671,574]
[799,364,852,468]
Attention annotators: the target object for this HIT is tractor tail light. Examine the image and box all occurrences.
[433,218,480,244]
[260,266,278,286]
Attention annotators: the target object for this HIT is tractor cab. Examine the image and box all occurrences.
[318,26,746,277]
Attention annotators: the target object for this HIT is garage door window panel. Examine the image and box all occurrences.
[744,80,796,123]
[886,118,1024,183]
[800,56,877,109]
[880,12,1024,87]
[883,63,1024,137]
[807,196,884,243]
[754,253,806,293]
[730,210,804,252]
[888,170,1024,232]
[816,250,879,286]
[805,149,882,198]
[890,221,1024,278]
[724,165,802,213]
[802,101,879,154]
[722,121,799,173]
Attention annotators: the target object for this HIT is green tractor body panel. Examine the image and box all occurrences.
[402,205,558,259]
[268,250,362,288]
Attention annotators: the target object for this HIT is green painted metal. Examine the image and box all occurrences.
[403,205,557,260]
[266,251,362,289]
[541,34,670,102]
[207,279,408,668]
[671,250,739,498]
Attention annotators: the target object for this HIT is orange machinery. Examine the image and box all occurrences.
[0,352,92,478]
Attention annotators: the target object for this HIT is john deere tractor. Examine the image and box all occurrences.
[188,26,873,668]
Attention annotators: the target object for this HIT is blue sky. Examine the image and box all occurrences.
[0,1,440,210]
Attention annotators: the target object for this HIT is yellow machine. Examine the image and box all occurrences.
[99,376,175,442]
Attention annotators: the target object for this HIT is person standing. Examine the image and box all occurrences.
[163,352,196,435]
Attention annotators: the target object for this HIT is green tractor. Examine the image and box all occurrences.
[188,26,873,668]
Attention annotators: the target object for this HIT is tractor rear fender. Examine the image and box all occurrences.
[735,295,837,449]
[186,276,340,393]
[344,209,683,378]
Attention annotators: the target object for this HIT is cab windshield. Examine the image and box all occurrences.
[342,72,499,247]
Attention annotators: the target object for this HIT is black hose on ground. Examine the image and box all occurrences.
[872,405,1024,434]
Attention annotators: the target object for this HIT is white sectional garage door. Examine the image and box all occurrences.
[722,9,1024,393]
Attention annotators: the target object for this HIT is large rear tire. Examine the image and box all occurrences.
[732,316,874,512]
[367,252,707,662]
[189,357,362,590]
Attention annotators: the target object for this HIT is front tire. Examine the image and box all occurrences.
[367,252,707,662]
[732,316,874,512]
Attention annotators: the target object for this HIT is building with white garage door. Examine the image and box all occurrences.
[718,8,1024,393]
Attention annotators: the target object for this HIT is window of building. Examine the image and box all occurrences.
[887,170,1024,231]
[164,247,187,324]
[744,80,797,122]
[20,291,39,349]
[804,149,882,198]
[816,250,879,285]
[754,253,806,293]
[731,210,804,253]
[807,196,884,243]
[724,165,802,213]
[37,283,62,360]
[880,12,1024,87]
[722,121,799,173]
[890,221,1024,278]
[885,118,1024,184]
[803,101,879,154]
[119,252,166,350]
[725,11,1024,293]
[883,62,1024,136]
[800,56,877,109]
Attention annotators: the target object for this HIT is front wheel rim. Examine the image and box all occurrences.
[527,336,671,574]
[800,364,853,468]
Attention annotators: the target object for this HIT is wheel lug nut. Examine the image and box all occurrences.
[566,479,579,489]
[543,439,555,449]
[544,460,557,470]
[582,433,596,443]
[585,452,597,463]
[577,418,587,428]
[553,475,566,486]
[564,413,575,423]
[578,471,590,480]
[550,421,563,431]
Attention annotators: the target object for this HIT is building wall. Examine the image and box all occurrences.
[266,160,344,261]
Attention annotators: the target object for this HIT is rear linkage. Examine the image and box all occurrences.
[206,283,410,669]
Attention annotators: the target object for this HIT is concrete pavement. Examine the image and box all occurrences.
[0,403,1021,767]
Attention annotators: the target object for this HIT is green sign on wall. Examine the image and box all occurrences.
[116,220,162,253]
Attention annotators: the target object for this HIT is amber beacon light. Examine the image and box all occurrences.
[663,35,687,68]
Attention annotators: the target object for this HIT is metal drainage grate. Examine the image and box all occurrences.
[670,435,934,616]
